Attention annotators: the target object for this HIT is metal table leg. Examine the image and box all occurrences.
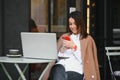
[0,63,12,80]
[14,63,27,80]
[18,64,29,80]
[38,62,51,80]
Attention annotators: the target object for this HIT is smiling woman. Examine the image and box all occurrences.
[42,11,100,80]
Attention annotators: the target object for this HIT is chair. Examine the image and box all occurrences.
[105,47,120,80]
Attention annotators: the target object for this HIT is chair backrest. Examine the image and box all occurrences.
[105,47,120,56]
[105,47,120,79]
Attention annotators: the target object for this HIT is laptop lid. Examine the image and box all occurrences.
[21,32,57,60]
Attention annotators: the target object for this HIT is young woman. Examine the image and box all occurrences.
[42,11,100,80]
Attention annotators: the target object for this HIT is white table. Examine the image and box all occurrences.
[0,56,55,80]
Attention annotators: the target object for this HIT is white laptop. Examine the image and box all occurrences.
[21,32,58,60]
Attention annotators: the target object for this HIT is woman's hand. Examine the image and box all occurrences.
[60,39,75,53]
[59,35,76,52]
[62,39,75,49]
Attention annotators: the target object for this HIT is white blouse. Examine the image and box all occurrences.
[57,34,83,74]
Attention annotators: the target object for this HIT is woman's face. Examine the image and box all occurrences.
[69,17,77,34]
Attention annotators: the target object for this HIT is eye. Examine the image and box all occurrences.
[74,22,77,25]
[69,23,72,25]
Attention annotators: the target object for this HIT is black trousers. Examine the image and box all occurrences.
[49,64,84,80]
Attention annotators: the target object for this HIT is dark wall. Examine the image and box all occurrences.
[0,0,2,55]
[3,0,30,55]
[96,0,106,80]
[0,0,30,79]
[105,0,113,46]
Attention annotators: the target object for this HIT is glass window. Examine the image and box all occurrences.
[31,0,67,38]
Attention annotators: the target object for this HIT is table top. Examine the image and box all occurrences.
[0,56,54,63]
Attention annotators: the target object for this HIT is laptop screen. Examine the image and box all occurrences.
[21,32,58,60]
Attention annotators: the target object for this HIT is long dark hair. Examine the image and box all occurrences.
[68,11,88,39]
